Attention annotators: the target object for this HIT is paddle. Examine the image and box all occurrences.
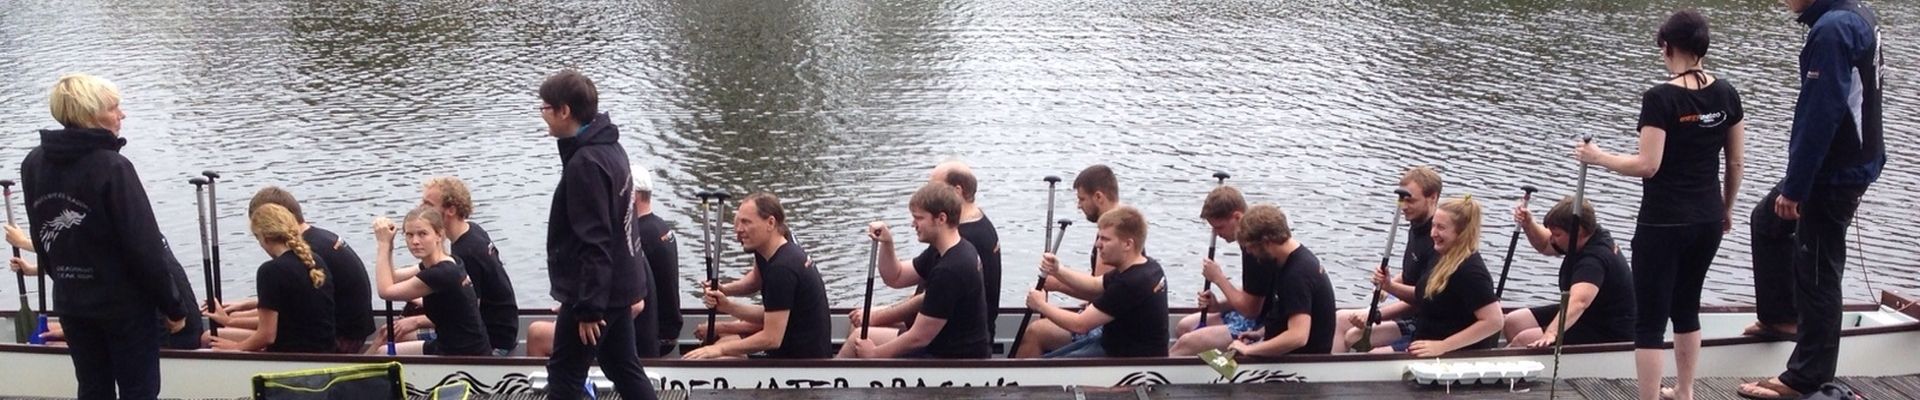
[1352,188,1413,353]
[2,179,32,344]
[695,190,717,345]
[1494,185,1539,301]
[203,171,223,304]
[1550,136,1592,400]
[1005,175,1061,358]
[191,177,219,338]
[1196,171,1230,330]
[858,237,878,340]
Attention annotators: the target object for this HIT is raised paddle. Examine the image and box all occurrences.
[1494,185,1539,301]
[1551,136,1593,400]
[2,179,31,344]
[203,170,224,303]
[695,190,718,345]
[1196,171,1230,330]
[191,177,220,337]
[1008,220,1072,359]
[1352,188,1414,353]
[1005,175,1062,358]
[859,237,879,340]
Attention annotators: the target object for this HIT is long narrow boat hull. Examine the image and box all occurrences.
[2,291,1916,398]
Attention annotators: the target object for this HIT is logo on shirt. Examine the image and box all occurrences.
[1806,70,1821,80]
[1683,111,1728,128]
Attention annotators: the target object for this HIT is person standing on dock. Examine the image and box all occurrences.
[20,73,191,400]
[536,70,657,400]
[1741,0,1884,398]
[840,183,992,359]
[1333,166,1443,353]
[685,193,834,359]
[1021,206,1169,358]
[423,176,520,356]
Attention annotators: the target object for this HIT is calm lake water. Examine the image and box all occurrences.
[1,0,1914,310]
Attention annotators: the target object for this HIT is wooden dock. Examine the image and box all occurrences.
[8,375,1919,399]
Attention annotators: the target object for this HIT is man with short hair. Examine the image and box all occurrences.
[930,161,1003,335]
[423,176,519,356]
[1333,166,1442,353]
[1168,185,1280,356]
[537,70,656,400]
[629,167,681,356]
[1010,164,1126,357]
[841,184,992,359]
[1225,204,1336,356]
[1021,206,1168,358]
[684,193,833,359]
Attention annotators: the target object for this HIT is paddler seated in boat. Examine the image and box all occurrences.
[1333,166,1443,353]
[1169,186,1275,356]
[362,206,492,356]
[7,224,206,350]
[204,187,377,353]
[838,183,992,359]
[1201,204,1337,357]
[1501,197,1635,347]
[205,204,337,353]
[1354,197,1503,356]
[684,193,833,359]
[1019,206,1169,358]
[1011,165,1127,357]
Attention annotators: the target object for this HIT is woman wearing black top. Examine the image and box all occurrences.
[208,204,335,353]
[1572,10,1744,400]
[1367,197,1501,357]
[367,205,491,356]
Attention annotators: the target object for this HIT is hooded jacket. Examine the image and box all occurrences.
[546,113,643,322]
[1782,0,1883,200]
[20,128,188,321]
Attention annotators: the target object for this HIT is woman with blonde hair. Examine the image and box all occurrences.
[21,73,192,398]
[1359,197,1503,357]
[208,204,336,353]
[367,205,491,356]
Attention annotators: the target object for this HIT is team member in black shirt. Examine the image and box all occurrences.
[1012,164,1126,357]
[930,161,1002,335]
[1359,198,1501,356]
[1335,166,1443,353]
[1169,185,1275,356]
[1226,205,1336,356]
[1023,206,1168,358]
[208,204,336,353]
[366,206,490,356]
[423,176,519,356]
[1503,198,1636,348]
[207,187,375,354]
[1571,11,1745,399]
[842,184,992,359]
[629,168,680,356]
[684,193,832,359]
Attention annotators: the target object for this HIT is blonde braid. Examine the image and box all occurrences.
[250,203,325,288]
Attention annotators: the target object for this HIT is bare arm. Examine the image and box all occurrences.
[1722,121,1746,231]
[869,223,922,288]
[720,310,789,356]
[1578,127,1667,178]
[1415,302,1504,357]
[223,309,279,351]
[1031,293,1116,334]
[1512,200,1558,256]
[870,294,924,327]
[869,314,945,358]
[1241,313,1312,357]
[718,268,761,296]
[1532,283,1599,347]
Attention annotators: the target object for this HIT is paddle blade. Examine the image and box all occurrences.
[1199,348,1238,378]
[13,301,30,344]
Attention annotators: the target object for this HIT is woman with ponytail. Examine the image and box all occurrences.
[1367,197,1503,357]
[208,204,337,353]
[367,205,491,356]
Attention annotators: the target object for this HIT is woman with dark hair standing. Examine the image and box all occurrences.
[20,73,191,400]
[1573,10,1745,400]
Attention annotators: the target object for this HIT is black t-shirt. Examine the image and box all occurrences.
[1091,258,1169,358]
[416,260,491,356]
[756,242,832,359]
[1239,252,1280,314]
[304,226,374,342]
[451,223,519,352]
[633,214,681,342]
[1409,253,1497,341]
[957,215,1001,312]
[1636,79,1744,225]
[1262,245,1336,354]
[916,240,992,358]
[255,252,336,353]
[1561,229,1636,342]
[1399,218,1437,287]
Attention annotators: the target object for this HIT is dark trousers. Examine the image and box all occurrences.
[1630,221,1723,349]
[633,298,661,358]
[1750,188,1799,326]
[63,315,163,400]
[547,306,657,400]
[1778,185,1868,393]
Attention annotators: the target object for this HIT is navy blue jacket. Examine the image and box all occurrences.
[20,128,188,321]
[1782,0,1884,200]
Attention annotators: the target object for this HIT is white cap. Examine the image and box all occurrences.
[633,166,654,193]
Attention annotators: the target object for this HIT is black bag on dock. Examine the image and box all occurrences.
[252,362,405,400]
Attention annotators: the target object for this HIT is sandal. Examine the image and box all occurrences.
[1737,378,1803,400]
[1659,387,1676,399]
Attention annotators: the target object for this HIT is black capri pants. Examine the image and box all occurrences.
[1630,221,1724,349]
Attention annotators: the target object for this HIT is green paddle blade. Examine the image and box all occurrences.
[14,299,32,344]
[1199,348,1239,378]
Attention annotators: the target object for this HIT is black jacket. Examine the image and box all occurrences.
[20,128,187,321]
[546,113,642,321]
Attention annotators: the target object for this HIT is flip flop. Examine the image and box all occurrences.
[1737,378,1802,400]
[1659,387,1676,399]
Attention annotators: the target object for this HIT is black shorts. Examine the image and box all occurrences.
[1528,305,1631,346]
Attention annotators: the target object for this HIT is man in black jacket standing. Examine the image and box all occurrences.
[539,70,657,400]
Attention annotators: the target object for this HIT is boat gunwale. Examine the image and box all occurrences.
[0,292,1911,368]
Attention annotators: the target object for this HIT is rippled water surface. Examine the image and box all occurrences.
[2,0,1915,309]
